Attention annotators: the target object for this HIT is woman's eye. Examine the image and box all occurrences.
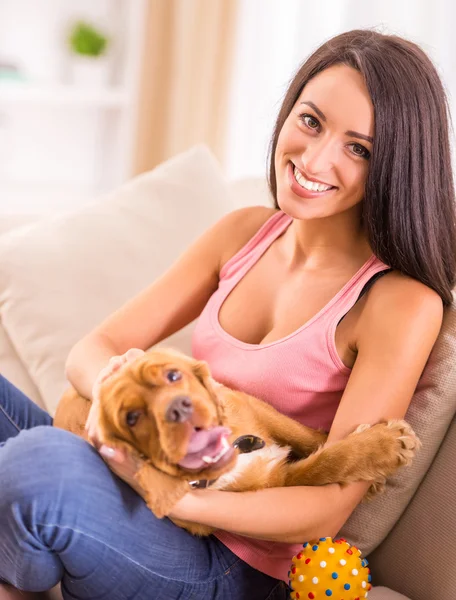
[166,369,182,383]
[350,143,370,159]
[300,114,320,131]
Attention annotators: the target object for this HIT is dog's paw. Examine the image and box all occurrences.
[353,419,421,468]
[363,479,386,502]
[385,419,422,467]
[349,419,421,496]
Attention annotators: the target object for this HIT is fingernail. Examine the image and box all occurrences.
[100,446,116,458]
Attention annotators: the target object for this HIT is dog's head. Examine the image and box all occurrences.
[96,349,237,480]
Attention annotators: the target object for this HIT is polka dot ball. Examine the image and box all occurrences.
[289,537,371,600]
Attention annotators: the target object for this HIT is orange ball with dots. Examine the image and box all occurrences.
[288,537,372,600]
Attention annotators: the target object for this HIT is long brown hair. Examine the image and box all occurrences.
[268,29,456,306]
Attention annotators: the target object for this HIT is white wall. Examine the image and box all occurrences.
[0,0,144,214]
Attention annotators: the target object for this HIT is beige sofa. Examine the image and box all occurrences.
[0,146,455,600]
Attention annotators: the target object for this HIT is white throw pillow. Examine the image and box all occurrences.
[0,145,235,414]
[0,324,44,408]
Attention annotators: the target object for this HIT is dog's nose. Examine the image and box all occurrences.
[165,395,193,423]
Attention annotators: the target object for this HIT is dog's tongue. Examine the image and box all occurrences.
[178,426,231,470]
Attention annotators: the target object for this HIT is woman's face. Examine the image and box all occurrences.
[274,64,374,221]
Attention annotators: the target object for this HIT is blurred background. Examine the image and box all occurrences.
[0,0,454,215]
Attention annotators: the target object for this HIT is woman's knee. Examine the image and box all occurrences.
[0,426,108,506]
[0,428,101,591]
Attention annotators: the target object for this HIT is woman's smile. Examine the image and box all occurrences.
[288,161,337,199]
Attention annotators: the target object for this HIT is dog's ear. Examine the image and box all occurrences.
[54,387,91,441]
[191,359,222,398]
[191,359,225,423]
[191,359,213,387]
[135,462,189,518]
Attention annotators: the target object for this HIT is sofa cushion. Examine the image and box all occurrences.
[339,296,456,555]
[367,414,456,600]
[368,587,411,600]
[0,324,44,408]
[0,215,41,237]
[0,145,235,414]
[226,177,273,210]
[0,215,45,408]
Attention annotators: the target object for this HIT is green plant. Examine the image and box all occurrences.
[68,21,109,58]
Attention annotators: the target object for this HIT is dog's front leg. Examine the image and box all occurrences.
[169,517,215,537]
[283,419,420,497]
[248,395,328,457]
[135,466,215,536]
[134,462,189,518]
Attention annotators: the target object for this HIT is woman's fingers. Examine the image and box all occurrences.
[104,350,143,381]
[86,349,145,440]
[106,356,124,376]
[109,355,124,367]
[125,348,145,362]
[99,445,122,461]
[99,445,147,498]
[85,401,101,445]
[94,365,114,390]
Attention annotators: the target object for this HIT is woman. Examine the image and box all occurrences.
[0,29,454,600]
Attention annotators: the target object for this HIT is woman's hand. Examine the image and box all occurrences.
[85,348,145,446]
[83,348,148,497]
[99,444,149,500]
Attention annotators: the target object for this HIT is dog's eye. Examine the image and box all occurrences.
[126,410,142,427]
[166,369,182,383]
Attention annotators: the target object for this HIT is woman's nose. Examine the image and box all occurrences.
[301,137,337,176]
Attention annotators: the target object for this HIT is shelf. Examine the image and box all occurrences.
[0,82,129,108]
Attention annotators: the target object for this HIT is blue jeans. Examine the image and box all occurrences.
[0,375,288,599]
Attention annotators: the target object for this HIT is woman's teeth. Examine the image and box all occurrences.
[293,166,332,192]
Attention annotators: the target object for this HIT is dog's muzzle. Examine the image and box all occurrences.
[189,435,265,489]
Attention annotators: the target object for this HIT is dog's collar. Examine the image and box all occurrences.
[189,434,265,490]
[232,434,266,453]
[189,478,215,489]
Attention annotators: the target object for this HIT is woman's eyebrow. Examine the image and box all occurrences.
[301,101,327,122]
[345,130,374,144]
[300,101,374,144]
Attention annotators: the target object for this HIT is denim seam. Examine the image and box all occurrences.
[36,523,242,586]
[264,581,287,600]
[0,404,21,433]
[223,557,242,575]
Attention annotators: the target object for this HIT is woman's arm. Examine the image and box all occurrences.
[169,272,444,542]
[170,482,369,543]
[65,206,276,400]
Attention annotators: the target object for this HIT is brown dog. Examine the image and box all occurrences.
[54,348,420,536]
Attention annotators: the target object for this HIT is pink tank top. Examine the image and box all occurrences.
[191,210,389,582]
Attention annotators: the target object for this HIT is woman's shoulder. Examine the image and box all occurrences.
[356,269,444,348]
[365,270,443,311]
[217,206,279,270]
